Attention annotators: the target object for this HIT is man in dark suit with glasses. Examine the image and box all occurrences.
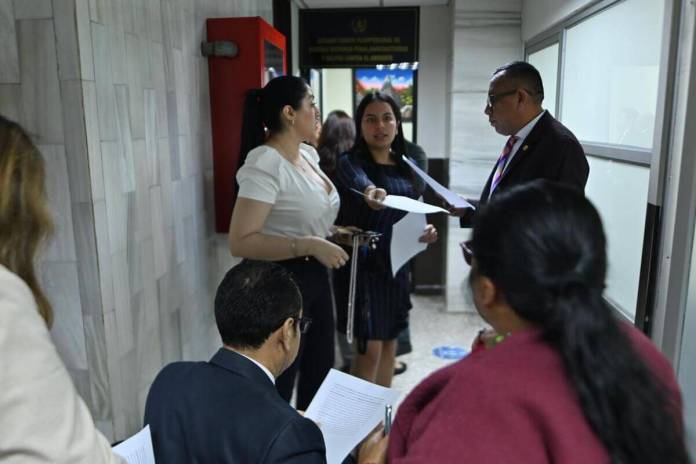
[452,61,589,226]
[144,260,323,463]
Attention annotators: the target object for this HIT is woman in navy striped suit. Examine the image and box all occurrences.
[334,92,438,387]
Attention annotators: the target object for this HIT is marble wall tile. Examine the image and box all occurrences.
[149,42,168,136]
[162,0,182,52]
[147,0,163,44]
[88,0,107,23]
[452,25,523,92]
[72,202,101,316]
[144,89,159,186]
[102,140,129,253]
[112,250,135,356]
[42,261,89,370]
[114,84,136,192]
[59,80,92,203]
[119,349,141,432]
[83,314,112,420]
[117,0,135,34]
[0,0,20,83]
[166,92,181,179]
[150,185,169,278]
[158,137,174,227]
[17,19,64,144]
[109,27,128,86]
[91,23,118,141]
[75,0,95,81]
[455,0,521,14]
[82,81,105,200]
[0,84,23,121]
[133,0,147,38]
[124,33,145,137]
[53,0,81,80]
[133,139,153,242]
[93,199,114,310]
[41,144,78,261]
[13,0,52,19]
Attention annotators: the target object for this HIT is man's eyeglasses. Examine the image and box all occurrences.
[486,89,518,108]
[294,316,313,334]
[460,240,473,266]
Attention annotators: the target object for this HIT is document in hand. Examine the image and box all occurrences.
[402,155,475,210]
[304,369,400,464]
[349,188,449,214]
[112,425,156,464]
[391,212,428,277]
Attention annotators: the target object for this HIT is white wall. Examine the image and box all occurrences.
[522,0,594,41]
[321,68,353,117]
[417,5,451,159]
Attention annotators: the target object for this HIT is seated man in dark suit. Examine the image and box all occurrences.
[144,260,325,463]
[453,61,589,226]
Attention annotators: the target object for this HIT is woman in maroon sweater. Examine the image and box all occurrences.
[360,180,689,464]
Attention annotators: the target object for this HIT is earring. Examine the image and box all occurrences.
[291,119,296,127]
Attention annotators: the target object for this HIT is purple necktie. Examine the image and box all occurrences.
[490,135,518,193]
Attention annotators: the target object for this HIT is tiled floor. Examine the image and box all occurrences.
[391,294,485,410]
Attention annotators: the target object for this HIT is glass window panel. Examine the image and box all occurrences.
[680,227,696,458]
[561,0,664,149]
[585,157,649,317]
[527,43,558,117]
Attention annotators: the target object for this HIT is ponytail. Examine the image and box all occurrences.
[471,181,689,464]
[542,281,687,463]
[237,76,310,169]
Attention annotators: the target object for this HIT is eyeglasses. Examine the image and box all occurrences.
[486,89,518,108]
[294,316,313,334]
[460,240,473,266]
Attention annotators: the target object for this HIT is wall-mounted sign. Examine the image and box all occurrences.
[299,8,419,69]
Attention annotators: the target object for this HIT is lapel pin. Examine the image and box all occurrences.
[522,145,529,151]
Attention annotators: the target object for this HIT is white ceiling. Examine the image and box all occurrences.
[298,0,449,8]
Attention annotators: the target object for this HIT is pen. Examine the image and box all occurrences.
[384,405,392,436]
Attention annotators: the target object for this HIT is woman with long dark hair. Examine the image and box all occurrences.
[333,92,437,388]
[360,180,689,463]
[317,110,355,179]
[228,76,350,409]
[0,116,124,463]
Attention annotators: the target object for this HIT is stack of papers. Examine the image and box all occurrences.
[305,369,400,464]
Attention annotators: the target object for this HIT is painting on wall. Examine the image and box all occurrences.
[354,68,416,122]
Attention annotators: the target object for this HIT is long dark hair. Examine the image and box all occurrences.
[350,92,420,189]
[470,180,689,464]
[239,75,309,167]
[317,110,355,177]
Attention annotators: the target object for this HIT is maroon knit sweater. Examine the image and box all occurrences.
[388,323,682,463]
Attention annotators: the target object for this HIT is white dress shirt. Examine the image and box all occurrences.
[236,351,276,385]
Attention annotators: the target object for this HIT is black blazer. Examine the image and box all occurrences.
[461,112,589,227]
[144,348,326,464]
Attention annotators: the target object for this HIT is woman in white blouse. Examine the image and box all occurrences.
[0,116,123,463]
[228,76,350,409]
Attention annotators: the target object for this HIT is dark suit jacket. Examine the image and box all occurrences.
[461,111,589,227]
[144,348,326,464]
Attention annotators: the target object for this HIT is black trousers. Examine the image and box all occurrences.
[275,257,335,410]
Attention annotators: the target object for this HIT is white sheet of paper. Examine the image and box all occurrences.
[381,194,449,214]
[112,425,156,464]
[402,155,475,210]
[305,369,400,464]
[391,213,428,277]
[350,188,449,214]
